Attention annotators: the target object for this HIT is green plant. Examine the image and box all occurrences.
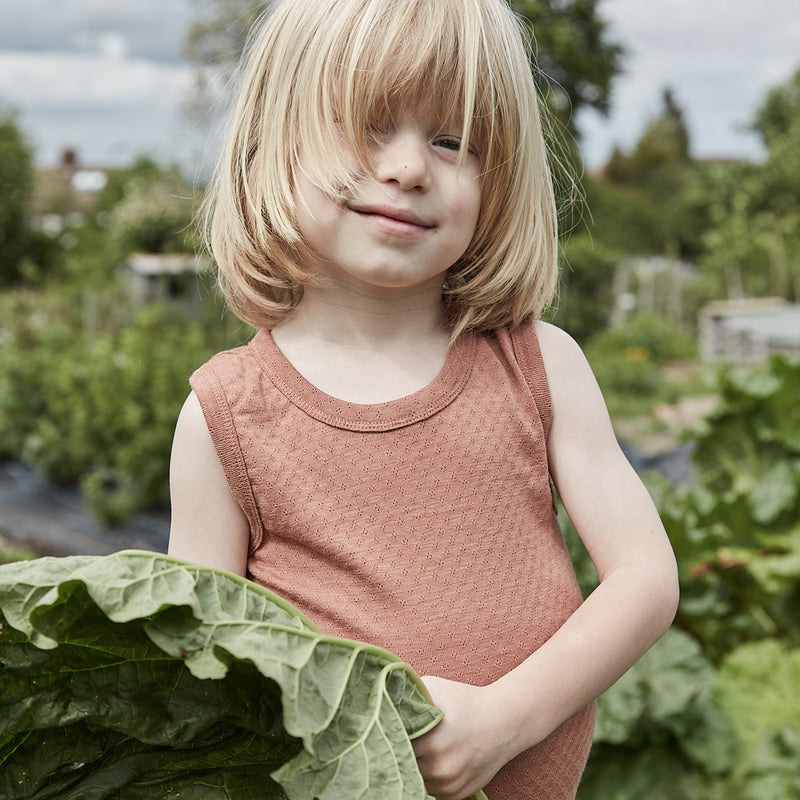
[0,532,35,565]
[715,640,800,800]
[583,312,697,417]
[566,351,800,798]
[108,169,197,254]
[0,550,486,800]
[588,312,697,364]
[658,354,800,660]
[577,629,736,800]
[0,288,244,525]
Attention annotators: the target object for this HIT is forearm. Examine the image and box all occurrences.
[488,558,679,759]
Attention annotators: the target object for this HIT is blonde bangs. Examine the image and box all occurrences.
[206,0,559,334]
[300,0,494,189]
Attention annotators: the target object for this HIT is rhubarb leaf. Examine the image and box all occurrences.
[0,550,481,800]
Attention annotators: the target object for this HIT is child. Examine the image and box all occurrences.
[168,0,679,797]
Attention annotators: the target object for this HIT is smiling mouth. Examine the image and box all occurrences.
[351,204,434,229]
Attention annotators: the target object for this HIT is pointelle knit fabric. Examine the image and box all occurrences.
[190,320,595,799]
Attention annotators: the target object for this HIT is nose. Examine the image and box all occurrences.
[373,130,432,192]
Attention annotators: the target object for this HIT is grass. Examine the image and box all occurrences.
[0,528,37,564]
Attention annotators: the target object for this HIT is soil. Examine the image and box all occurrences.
[0,460,169,558]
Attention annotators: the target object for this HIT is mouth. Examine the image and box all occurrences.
[350,204,435,231]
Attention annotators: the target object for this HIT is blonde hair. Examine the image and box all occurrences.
[205,0,559,338]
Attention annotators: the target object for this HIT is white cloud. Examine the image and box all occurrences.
[0,50,193,110]
[577,0,800,167]
[3,0,798,174]
[70,31,129,60]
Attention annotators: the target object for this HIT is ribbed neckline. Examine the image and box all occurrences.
[249,328,477,432]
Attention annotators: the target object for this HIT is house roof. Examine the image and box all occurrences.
[727,307,800,346]
[705,300,800,347]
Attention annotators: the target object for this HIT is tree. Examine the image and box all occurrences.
[751,66,800,149]
[107,165,197,255]
[598,88,704,263]
[605,86,691,183]
[631,87,690,170]
[183,0,263,117]
[0,110,34,285]
[700,67,800,301]
[511,0,624,130]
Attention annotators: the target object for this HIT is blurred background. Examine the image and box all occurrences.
[1,1,799,797]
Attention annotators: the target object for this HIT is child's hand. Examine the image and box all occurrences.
[412,675,516,800]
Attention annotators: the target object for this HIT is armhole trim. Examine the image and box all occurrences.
[190,364,265,552]
[510,321,558,514]
[510,321,553,442]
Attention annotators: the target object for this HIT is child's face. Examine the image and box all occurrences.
[294,108,482,297]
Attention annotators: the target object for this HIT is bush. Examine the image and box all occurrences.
[0,289,239,525]
[107,168,197,255]
[569,352,800,799]
[588,312,697,364]
[550,234,618,343]
[583,312,697,416]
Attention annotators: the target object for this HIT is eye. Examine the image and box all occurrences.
[434,136,463,152]
[366,121,391,143]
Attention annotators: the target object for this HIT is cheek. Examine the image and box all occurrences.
[455,177,482,235]
[294,174,339,233]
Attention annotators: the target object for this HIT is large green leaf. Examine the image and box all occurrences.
[716,640,800,765]
[0,551,485,800]
[591,628,735,772]
[577,629,736,800]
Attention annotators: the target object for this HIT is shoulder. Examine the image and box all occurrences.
[533,320,587,370]
[189,333,265,418]
[169,390,250,575]
[529,322,615,457]
[502,320,597,426]
[505,318,585,369]
[533,321,598,402]
[172,391,216,463]
[192,334,260,382]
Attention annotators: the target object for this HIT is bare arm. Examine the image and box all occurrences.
[413,322,679,800]
[489,321,679,731]
[167,391,250,576]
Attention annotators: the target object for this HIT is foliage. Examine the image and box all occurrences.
[561,350,800,799]
[699,67,800,302]
[0,111,35,285]
[751,66,800,149]
[94,156,177,214]
[579,177,665,255]
[550,232,617,343]
[0,534,35,565]
[598,88,712,267]
[605,87,690,183]
[716,640,800,798]
[580,313,695,416]
[107,166,197,254]
[653,357,800,661]
[182,0,265,116]
[578,629,735,800]
[0,550,485,800]
[0,288,243,525]
[700,157,800,301]
[511,0,624,130]
[657,353,800,660]
[588,312,696,364]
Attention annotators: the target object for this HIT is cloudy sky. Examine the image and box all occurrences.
[1,0,799,178]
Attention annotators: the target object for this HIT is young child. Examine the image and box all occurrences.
[168,0,679,798]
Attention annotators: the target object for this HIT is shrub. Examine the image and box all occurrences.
[0,289,239,525]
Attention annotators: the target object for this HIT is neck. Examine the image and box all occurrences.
[280,279,448,350]
[270,278,453,404]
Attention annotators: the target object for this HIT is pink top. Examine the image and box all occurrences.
[191,321,594,799]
